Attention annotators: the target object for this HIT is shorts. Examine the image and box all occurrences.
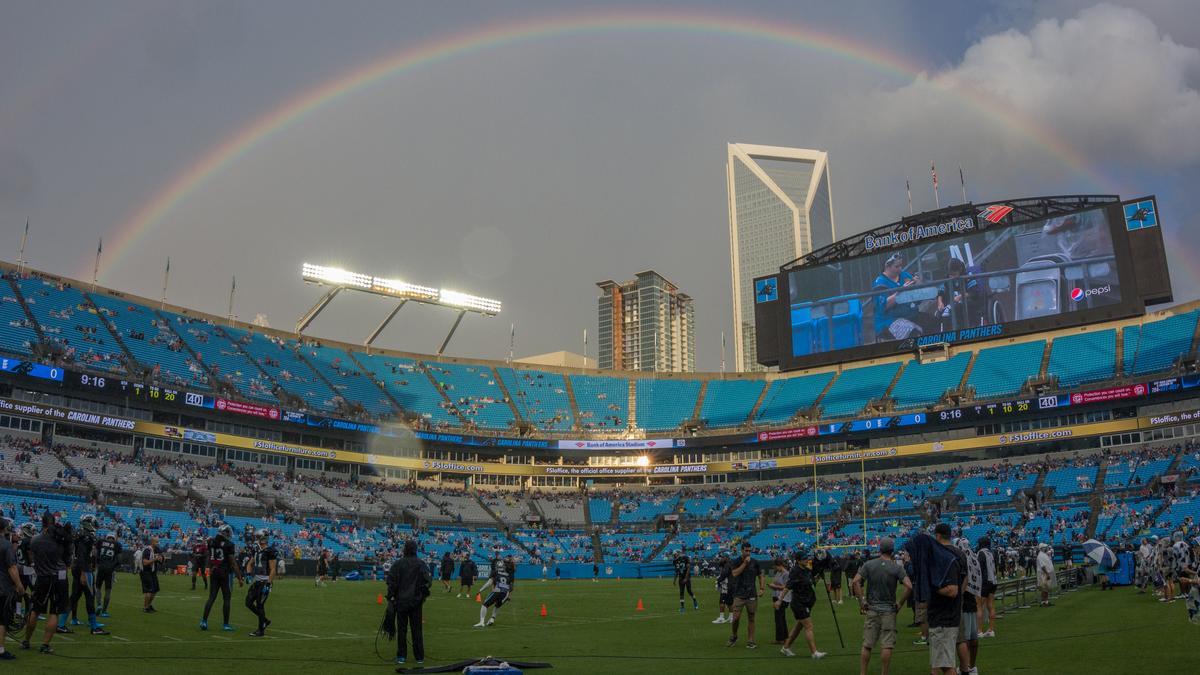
[958,610,979,643]
[140,572,160,595]
[0,593,14,626]
[96,568,115,586]
[731,596,757,615]
[31,577,69,616]
[790,602,813,621]
[719,593,733,607]
[914,601,928,624]
[461,577,475,587]
[981,581,996,598]
[863,609,897,649]
[441,572,452,582]
[928,625,958,669]
[483,591,509,608]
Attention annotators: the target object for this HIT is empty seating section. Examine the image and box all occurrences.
[0,281,38,356]
[1149,496,1200,537]
[600,532,665,562]
[755,372,834,424]
[589,497,613,524]
[671,529,749,559]
[89,293,208,389]
[423,491,494,524]
[497,367,574,431]
[1047,329,1116,388]
[1044,465,1098,497]
[0,443,72,489]
[570,375,629,431]
[307,482,388,517]
[968,340,1046,399]
[352,354,460,427]
[236,331,341,413]
[635,379,702,431]
[699,379,765,428]
[425,362,514,430]
[941,509,1022,545]
[59,452,172,499]
[868,480,951,512]
[478,490,529,525]
[819,362,902,419]
[380,489,438,518]
[1023,503,1090,546]
[0,489,101,529]
[17,279,125,372]
[618,493,678,523]
[299,344,395,417]
[793,489,849,519]
[162,311,276,402]
[1124,311,1198,376]
[889,353,971,410]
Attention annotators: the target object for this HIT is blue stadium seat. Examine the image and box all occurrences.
[967,340,1046,399]
[819,362,902,419]
[424,362,514,430]
[351,353,461,428]
[298,344,396,417]
[889,353,971,410]
[0,280,40,357]
[234,330,341,413]
[699,379,765,428]
[1123,311,1198,376]
[570,375,629,431]
[160,311,277,403]
[16,279,126,373]
[1047,329,1117,388]
[754,372,835,424]
[497,367,574,431]
[636,379,702,431]
[89,292,209,389]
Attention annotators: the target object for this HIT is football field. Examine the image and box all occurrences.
[5,572,1194,673]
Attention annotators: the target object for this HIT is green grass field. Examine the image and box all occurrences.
[4,572,1195,674]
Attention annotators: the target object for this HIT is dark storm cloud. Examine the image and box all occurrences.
[1,1,1197,371]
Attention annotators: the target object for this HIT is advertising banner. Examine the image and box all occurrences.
[214,398,280,420]
[1070,384,1147,405]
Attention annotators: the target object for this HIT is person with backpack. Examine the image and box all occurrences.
[385,540,432,666]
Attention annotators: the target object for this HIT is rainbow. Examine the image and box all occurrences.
[102,8,1114,274]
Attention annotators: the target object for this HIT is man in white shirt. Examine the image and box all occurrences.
[1035,544,1055,607]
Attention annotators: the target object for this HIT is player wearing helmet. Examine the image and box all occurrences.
[200,524,243,631]
[244,529,277,637]
[190,529,209,591]
[65,515,107,634]
[94,532,121,618]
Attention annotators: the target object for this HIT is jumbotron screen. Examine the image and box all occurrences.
[776,203,1142,369]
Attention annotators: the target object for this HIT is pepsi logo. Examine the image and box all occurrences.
[1070,288,1084,302]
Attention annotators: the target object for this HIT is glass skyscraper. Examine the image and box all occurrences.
[597,271,695,373]
[727,144,836,372]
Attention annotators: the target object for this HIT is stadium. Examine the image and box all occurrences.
[1,184,1198,674]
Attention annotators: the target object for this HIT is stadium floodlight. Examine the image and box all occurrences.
[297,262,502,353]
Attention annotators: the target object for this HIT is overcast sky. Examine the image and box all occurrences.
[2,0,1198,371]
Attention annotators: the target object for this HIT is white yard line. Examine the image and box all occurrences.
[161,635,183,642]
[111,635,130,642]
[271,629,319,638]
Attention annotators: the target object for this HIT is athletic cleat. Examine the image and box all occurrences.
[693,601,699,610]
[98,611,110,618]
[55,626,72,634]
[678,606,685,614]
[473,621,486,628]
[0,652,14,661]
[979,629,995,638]
[780,647,796,657]
[91,627,110,636]
[913,637,928,645]
[487,618,495,626]
[746,641,757,650]
[811,651,826,660]
[248,630,265,638]
[711,617,725,624]
[395,657,405,664]
[71,618,82,626]
[19,641,30,651]
[726,636,737,648]
[222,624,234,632]
[200,620,208,631]
[39,644,53,654]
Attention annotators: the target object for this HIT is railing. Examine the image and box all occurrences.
[995,566,1083,614]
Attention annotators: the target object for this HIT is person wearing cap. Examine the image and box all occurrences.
[851,537,911,675]
[872,253,924,342]
[767,558,791,644]
[0,518,27,660]
[927,524,963,675]
[1035,543,1055,607]
[780,547,825,659]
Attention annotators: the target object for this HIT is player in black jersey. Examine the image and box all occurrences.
[66,515,107,634]
[95,533,120,618]
[201,524,243,631]
[15,522,36,625]
[474,556,514,627]
[190,530,209,591]
[244,529,277,637]
[673,550,698,613]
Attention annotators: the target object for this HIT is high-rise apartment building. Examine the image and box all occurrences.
[597,271,695,373]
[727,144,836,372]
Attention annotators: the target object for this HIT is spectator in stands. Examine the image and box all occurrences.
[872,253,924,342]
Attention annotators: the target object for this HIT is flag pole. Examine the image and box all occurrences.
[508,323,515,364]
[721,331,726,373]
[931,163,940,209]
[959,167,967,204]
[226,276,237,326]
[160,257,170,310]
[583,328,588,364]
[91,238,102,292]
[906,180,913,216]
[17,219,29,274]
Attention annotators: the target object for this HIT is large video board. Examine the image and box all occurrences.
[775,202,1142,370]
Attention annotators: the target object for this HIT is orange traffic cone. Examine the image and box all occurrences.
[540,604,548,618]
[376,593,383,605]
[635,598,644,612]
[475,593,482,603]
